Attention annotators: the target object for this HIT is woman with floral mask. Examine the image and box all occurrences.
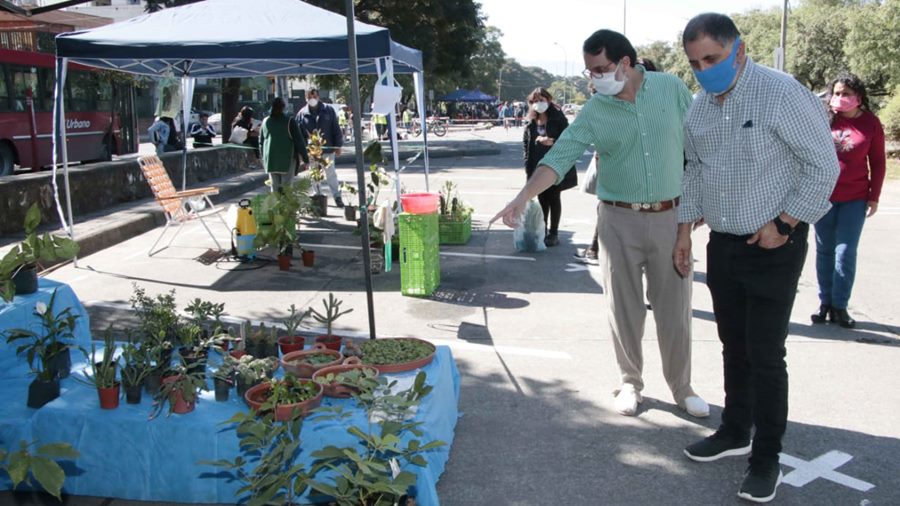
[811,73,885,329]
[522,87,577,246]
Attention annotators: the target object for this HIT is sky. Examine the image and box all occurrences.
[478,0,786,76]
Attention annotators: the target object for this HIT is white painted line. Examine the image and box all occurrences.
[299,243,361,251]
[780,451,875,492]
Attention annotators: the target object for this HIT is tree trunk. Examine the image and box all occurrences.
[221,78,241,142]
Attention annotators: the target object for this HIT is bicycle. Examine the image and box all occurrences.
[409,117,447,137]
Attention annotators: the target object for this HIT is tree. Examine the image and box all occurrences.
[844,0,900,95]
[635,41,675,72]
[463,26,507,97]
[788,5,849,92]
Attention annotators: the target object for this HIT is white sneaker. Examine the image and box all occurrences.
[614,384,642,416]
[681,395,710,418]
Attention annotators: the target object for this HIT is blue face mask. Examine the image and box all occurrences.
[693,37,742,94]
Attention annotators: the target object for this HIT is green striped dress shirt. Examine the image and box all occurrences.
[539,67,693,203]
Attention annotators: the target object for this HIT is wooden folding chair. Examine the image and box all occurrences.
[138,155,230,256]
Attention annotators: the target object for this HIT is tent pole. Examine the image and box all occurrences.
[346,0,377,339]
[414,71,430,191]
[180,74,195,192]
[52,57,77,266]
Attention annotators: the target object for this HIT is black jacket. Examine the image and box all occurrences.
[296,104,344,152]
[523,106,577,190]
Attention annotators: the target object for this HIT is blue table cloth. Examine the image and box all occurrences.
[9,345,459,505]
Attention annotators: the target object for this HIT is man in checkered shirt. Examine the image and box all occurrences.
[673,13,839,503]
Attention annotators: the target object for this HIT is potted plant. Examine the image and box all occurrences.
[243,374,324,421]
[438,180,474,245]
[278,304,309,355]
[235,355,279,398]
[4,288,81,381]
[142,329,173,396]
[307,129,330,217]
[281,343,343,379]
[243,320,278,359]
[212,355,238,402]
[358,337,437,374]
[301,247,316,267]
[151,360,207,418]
[312,357,380,398]
[120,338,151,404]
[1,439,79,501]
[339,181,359,221]
[253,177,313,270]
[0,203,80,302]
[73,331,120,410]
[129,284,178,366]
[310,292,354,351]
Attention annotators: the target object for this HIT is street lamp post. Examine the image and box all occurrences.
[553,42,567,105]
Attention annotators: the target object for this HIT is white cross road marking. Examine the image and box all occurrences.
[779,451,875,492]
[565,263,590,272]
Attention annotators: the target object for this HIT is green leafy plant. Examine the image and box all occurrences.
[282,304,311,337]
[213,355,238,383]
[309,371,445,505]
[310,293,354,337]
[253,177,313,255]
[130,284,179,342]
[184,298,227,337]
[150,360,207,419]
[359,338,434,366]
[73,330,118,389]
[4,288,82,381]
[264,375,320,406]
[176,322,203,350]
[307,129,330,196]
[235,355,278,386]
[339,181,358,207]
[1,440,79,501]
[120,337,151,388]
[438,180,473,222]
[297,352,339,366]
[0,203,80,302]
[200,410,311,506]
[363,141,392,207]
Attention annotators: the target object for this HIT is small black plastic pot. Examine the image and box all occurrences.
[46,346,72,379]
[124,382,143,404]
[144,368,163,396]
[13,264,38,296]
[214,377,231,402]
[27,377,60,409]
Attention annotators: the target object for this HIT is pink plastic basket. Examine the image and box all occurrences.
[400,193,439,214]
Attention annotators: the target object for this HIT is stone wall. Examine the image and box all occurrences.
[0,146,261,236]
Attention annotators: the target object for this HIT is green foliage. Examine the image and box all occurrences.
[0,203,80,302]
[282,304,311,337]
[130,284,179,342]
[438,181,473,222]
[73,329,118,389]
[4,288,81,381]
[0,440,79,501]
[309,371,445,505]
[310,293,354,337]
[845,0,900,93]
[150,361,208,419]
[363,141,392,207]
[201,410,310,506]
[880,86,900,141]
[213,355,238,383]
[120,337,151,387]
[359,339,434,366]
[235,355,278,385]
[184,298,226,335]
[789,5,850,90]
[265,375,320,407]
[339,181,358,207]
[253,177,313,254]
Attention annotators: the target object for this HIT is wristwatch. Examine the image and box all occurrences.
[772,215,794,236]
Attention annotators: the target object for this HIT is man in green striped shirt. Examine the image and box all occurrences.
[492,29,708,419]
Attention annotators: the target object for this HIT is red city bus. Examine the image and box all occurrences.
[0,48,136,176]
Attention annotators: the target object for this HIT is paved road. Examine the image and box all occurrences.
[3,125,899,505]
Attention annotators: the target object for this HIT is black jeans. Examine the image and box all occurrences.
[706,223,808,465]
[538,186,562,235]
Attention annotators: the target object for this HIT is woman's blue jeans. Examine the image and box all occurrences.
[814,199,867,310]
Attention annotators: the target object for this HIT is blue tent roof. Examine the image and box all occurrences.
[54,0,423,77]
[438,89,496,103]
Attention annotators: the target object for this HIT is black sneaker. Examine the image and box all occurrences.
[335,197,345,208]
[544,233,559,247]
[738,462,783,503]
[684,431,751,462]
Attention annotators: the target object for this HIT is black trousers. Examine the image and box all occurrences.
[706,223,808,465]
[538,186,562,235]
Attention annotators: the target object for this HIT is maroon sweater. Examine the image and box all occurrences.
[830,110,886,203]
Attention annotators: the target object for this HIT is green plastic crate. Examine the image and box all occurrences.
[439,216,472,245]
[399,213,440,296]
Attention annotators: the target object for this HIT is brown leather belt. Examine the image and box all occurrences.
[601,197,680,212]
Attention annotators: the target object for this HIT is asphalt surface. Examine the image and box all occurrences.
[2,126,898,505]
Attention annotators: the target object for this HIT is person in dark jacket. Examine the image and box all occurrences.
[523,87,577,246]
[232,106,260,157]
[296,89,344,207]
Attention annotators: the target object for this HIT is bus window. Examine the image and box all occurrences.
[0,64,10,113]
[66,70,99,112]
[37,67,54,113]
[10,64,37,112]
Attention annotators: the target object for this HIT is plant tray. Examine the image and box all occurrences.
[359,337,436,374]
[439,216,472,245]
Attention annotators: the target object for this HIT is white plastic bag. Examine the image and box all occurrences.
[513,199,546,252]
[372,82,402,115]
[229,125,248,144]
[581,153,598,195]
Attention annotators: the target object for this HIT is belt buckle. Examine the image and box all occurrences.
[640,203,651,210]
[651,202,662,211]
[630,203,641,211]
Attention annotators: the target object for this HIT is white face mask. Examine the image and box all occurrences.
[532,101,549,113]
[591,62,627,96]
[307,98,319,108]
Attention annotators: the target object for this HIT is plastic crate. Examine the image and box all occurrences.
[398,213,440,296]
[439,216,472,245]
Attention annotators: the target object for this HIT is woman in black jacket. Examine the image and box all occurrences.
[523,87,576,246]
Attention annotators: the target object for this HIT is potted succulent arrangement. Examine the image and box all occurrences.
[312,357,379,398]
[253,177,312,271]
[1,439,79,502]
[0,203,80,302]
[235,355,279,398]
[243,373,324,421]
[5,288,81,382]
[120,337,151,405]
[438,180,474,245]
[212,355,238,402]
[307,130,330,217]
[277,304,309,355]
[151,360,207,418]
[339,181,359,221]
[73,331,120,410]
[356,337,437,374]
[281,343,343,379]
[242,320,278,359]
[310,292,354,351]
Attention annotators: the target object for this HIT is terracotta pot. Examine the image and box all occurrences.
[229,350,247,360]
[98,383,121,409]
[243,380,324,421]
[281,344,343,378]
[277,254,292,271]
[301,249,315,267]
[278,335,305,355]
[365,337,438,374]
[315,334,343,351]
[312,357,379,398]
[162,375,195,415]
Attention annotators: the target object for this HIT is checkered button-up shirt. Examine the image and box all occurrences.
[679,58,839,234]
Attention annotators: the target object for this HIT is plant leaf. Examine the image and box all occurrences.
[30,456,66,500]
[36,443,79,459]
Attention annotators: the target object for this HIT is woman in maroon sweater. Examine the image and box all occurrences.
[812,73,885,328]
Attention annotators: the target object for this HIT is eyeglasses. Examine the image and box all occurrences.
[582,61,618,79]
